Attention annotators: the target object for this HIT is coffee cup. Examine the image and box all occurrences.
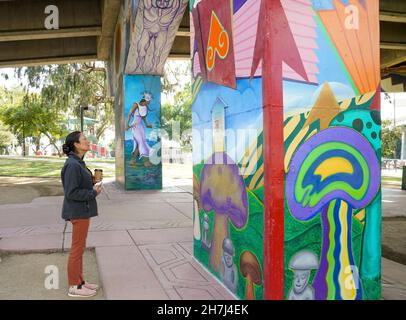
[94,169,103,182]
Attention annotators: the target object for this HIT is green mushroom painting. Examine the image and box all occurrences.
[286,127,380,300]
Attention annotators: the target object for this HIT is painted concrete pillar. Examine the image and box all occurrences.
[108,0,188,190]
[401,127,406,160]
[191,0,381,300]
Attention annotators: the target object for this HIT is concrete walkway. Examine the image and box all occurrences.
[0,180,405,300]
[0,180,234,300]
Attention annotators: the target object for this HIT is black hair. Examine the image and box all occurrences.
[62,131,82,155]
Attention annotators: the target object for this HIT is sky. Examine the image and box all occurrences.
[0,68,28,90]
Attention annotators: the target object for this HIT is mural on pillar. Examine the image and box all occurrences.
[191,0,381,301]
[282,0,381,300]
[124,74,162,190]
[114,78,125,186]
[191,0,265,300]
[125,0,189,75]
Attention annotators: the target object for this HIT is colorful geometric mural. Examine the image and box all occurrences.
[193,0,236,88]
[123,74,162,190]
[191,0,381,300]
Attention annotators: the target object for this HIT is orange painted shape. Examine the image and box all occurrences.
[333,0,368,93]
[318,0,380,94]
[206,11,230,71]
[317,10,364,93]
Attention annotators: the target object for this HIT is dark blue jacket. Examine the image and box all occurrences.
[61,152,98,220]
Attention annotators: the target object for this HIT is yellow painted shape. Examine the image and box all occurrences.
[248,164,264,190]
[284,114,301,142]
[354,209,366,223]
[338,201,357,300]
[285,128,318,172]
[241,145,263,177]
[315,157,354,181]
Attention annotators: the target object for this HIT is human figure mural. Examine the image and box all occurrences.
[220,238,238,294]
[125,92,154,167]
[288,251,318,300]
[126,0,188,74]
[191,0,381,300]
[122,74,161,190]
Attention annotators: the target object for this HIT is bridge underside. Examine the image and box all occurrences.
[0,0,190,68]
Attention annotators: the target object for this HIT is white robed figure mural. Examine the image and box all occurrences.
[125,92,154,167]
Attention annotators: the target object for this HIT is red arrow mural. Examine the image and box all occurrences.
[250,0,308,300]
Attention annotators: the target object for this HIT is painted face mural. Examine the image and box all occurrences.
[191,0,381,300]
[287,250,318,300]
[153,0,173,9]
[294,271,310,294]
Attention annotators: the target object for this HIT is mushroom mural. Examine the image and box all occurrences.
[200,152,248,273]
[220,238,238,293]
[201,213,211,250]
[286,127,380,300]
[288,250,318,300]
[193,173,202,241]
[240,250,262,300]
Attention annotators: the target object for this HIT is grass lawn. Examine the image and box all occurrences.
[22,155,116,163]
[382,176,402,185]
[0,157,115,178]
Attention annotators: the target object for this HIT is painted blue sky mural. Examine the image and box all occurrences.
[124,74,161,143]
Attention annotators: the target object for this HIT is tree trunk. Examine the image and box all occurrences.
[42,132,62,157]
[22,135,26,157]
[209,214,229,273]
[35,136,41,153]
[96,123,107,140]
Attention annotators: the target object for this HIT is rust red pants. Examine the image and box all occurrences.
[68,218,90,286]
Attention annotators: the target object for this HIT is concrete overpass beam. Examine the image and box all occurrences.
[0,37,98,68]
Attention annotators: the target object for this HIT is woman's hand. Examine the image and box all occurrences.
[94,182,102,195]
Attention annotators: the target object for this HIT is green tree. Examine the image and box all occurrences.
[382,120,402,159]
[0,121,13,154]
[161,60,192,149]
[0,89,68,157]
[0,90,35,156]
[16,63,114,140]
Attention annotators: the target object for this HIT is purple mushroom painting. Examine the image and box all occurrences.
[286,127,380,300]
[200,152,248,273]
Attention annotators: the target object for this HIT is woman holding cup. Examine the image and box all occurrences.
[61,131,102,298]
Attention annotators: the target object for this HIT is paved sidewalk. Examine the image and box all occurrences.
[382,188,406,218]
[0,180,234,300]
[0,180,405,300]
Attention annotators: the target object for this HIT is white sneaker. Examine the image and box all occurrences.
[82,281,100,291]
[68,285,97,298]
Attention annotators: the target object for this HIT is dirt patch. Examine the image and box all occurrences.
[0,249,103,300]
[382,217,406,266]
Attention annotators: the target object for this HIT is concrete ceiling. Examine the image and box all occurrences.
[380,0,406,74]
[0,0,190,68]
[0,0,404,76]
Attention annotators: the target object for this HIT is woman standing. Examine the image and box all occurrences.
[61,131,102,298]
